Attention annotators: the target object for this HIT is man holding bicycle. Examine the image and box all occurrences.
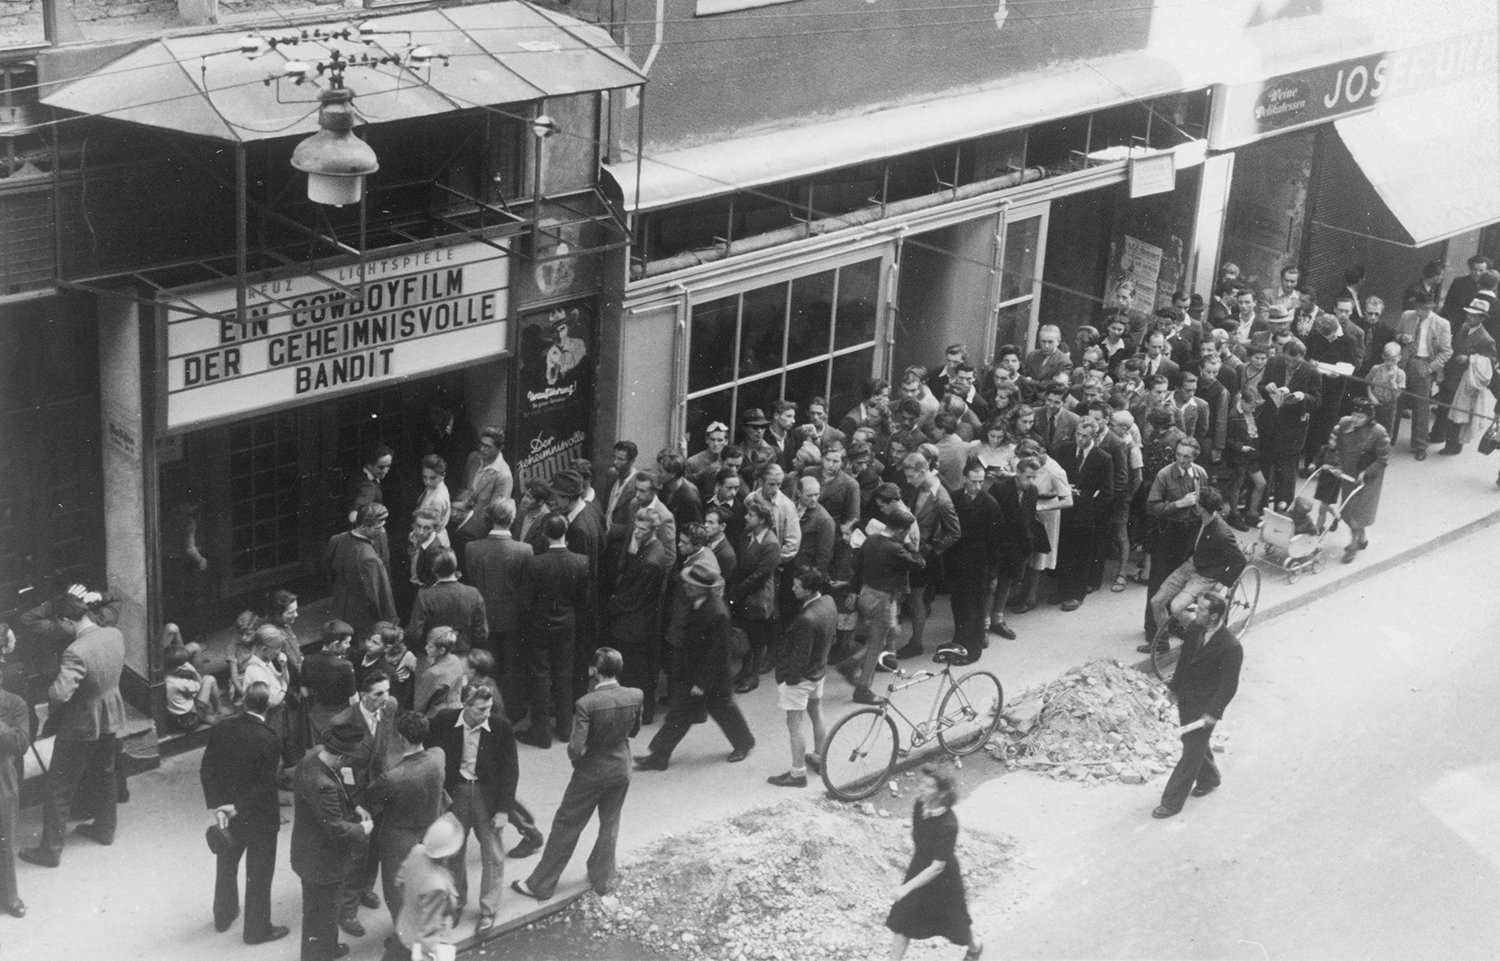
[1139,487,1246,654]
[1153,591,1243,819]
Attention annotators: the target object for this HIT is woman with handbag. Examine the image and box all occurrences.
[1323,398,1391,564]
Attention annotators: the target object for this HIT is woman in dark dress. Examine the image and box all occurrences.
[885,766,982,960]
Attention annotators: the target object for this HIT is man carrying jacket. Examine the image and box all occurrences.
[1153,591,1243,819]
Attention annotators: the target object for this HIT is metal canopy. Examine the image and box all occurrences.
[39,1,643,143]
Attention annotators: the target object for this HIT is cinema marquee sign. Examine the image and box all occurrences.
[161,241,510,431]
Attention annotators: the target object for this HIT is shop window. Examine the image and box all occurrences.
[684,257,882,451]
[228,413,302,579]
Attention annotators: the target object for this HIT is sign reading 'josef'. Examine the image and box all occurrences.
[163,241,510,431]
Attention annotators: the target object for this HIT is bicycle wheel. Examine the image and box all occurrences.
[820,708,900,802]
[937,670,1004,756]
[1228,565,1260,639]
[1148,619,1178,683]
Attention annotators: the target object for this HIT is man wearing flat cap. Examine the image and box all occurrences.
[292,722,374,961]
[634,567,755,770]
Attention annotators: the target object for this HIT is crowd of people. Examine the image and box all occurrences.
[1,253,1496,959]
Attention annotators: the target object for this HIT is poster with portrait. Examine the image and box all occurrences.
[514,298,596,484]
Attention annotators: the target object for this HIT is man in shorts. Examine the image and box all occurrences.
[1141,487,1246,652]
[768,568,839,787]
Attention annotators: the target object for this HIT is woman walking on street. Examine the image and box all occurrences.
[886,766,982,961]
[1321,397,1390,563]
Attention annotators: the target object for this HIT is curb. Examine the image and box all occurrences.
[464,505,1500,953]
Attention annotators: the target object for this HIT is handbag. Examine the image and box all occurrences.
[1029,518,1051,555]
[1480,421,1500,455]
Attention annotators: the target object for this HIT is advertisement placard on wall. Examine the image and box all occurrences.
[160,241,511,432]
[513,298,596,484]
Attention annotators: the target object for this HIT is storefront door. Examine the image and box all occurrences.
[991,204,1049,360]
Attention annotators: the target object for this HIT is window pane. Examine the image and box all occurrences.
[782,361,830,414]
[738,283,788,380]
[828,348,876,430]
[786,270,834,366]
[689,295,739,394]
[999,217,1041,302]
[834,258,881,349]
[993,301,1033,357]
[686,390,734,458]
[735,375,781,436]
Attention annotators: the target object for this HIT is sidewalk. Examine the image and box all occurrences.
[6,446,1498,960]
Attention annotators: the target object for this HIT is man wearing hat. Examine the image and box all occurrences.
[738,408,777,469]
[1434,299,1498,455]
[634,566,755,770]
[200,681,288,945]
[292,722,374,961]
[529,469,605,583]
[393,813,463,960]
[327,504,399,639]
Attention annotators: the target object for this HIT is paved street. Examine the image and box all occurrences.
[962,524,1500,959]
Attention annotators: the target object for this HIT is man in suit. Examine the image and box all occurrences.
[1051,418,1114,611]
[395,507,443,621]
[21,591,126,867]
[1153,591,1243,819]
[606,510,671,724]
[327,669,399,937]
[635,568,756,770]
[986,458,1038,640]
[529,468,606,589]
[1331,264,1367,330]
[1143,438,1211,639]
[1036,383,1081,451]
[1256,338,1324,504]
[465,498,532,723]
[0,626,28,918]
[603,441,641,522]
[406,548,487,654]
[521,513,593,748]
[292,722,374,961]
[360,709,446,927]
[327,504,398,639]
[838,377,890,440]
[345,444,394,567]
[767,569,837,788]
[1391,289,1452,460]
[1403,261,1446,311]
[789,477,835,623]
[805,396,848,450]
[938,459,1001,665]
[1442,254,1490,321]
[900,452,961,658]
[427,684,519,931]
[201,681,288,944]
[702,468,747,546]
[1019,325,1074,401]
[1144,487,1246,646]
[1137,331,1182,389]
[656,450,704,534]
[1303,313,1363,466]
[513,647,642,900]
[727,500,781,693]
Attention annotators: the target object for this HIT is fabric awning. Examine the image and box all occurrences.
[605,52,1185,212]
[40,2,643,143]
[1333,63,1500,245]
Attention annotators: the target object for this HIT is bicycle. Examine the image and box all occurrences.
[820,649,1004,802]
[1147,564,1260,682]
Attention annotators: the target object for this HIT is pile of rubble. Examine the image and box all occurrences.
[567,797,1012,961]
[988,659,1202,784]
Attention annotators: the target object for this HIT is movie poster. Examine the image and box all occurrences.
[514,298,596,485]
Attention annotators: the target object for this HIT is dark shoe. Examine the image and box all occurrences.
[992,621,1017,640]
[1342,545,1357,564]
[727,743,753,763]
[1136,642,1168,654]
[476,914,497,933]
[75,822,114,846]
[767,771,807,788]
[1439,444,1463,456]
[1414,448,1427,461]
[894,642,924,660]
[1190,783,1219,798]
[333,945,350,959]
[803,753,822,775]
[517,729,551,750]
[1059,599,1083,612]
[244,925,290,945]
[19,848,58,869]
[632,753,669,772]
[734,672,760,694]
[4,899,24,919]
[1010,600,1038,614]
[1151,805,1180,819]
[511,879,546,901]
[359,890,381,910]
[215,908,239,933]
[338,916,365,938]
[508,832,544,859]
[1225,514,1249,532]
[852,687,883,706]
[1356,537,1369,550]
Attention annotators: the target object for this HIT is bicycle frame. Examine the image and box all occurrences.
[877,665,961,755]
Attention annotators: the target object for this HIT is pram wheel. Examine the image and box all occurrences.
[1286,565,1303,585]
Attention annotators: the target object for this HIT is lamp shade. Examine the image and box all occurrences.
[291,88,379,206]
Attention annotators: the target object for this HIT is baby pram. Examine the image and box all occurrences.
[1249,465,1364,584]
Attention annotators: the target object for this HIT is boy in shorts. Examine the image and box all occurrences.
[768,568,838,787]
